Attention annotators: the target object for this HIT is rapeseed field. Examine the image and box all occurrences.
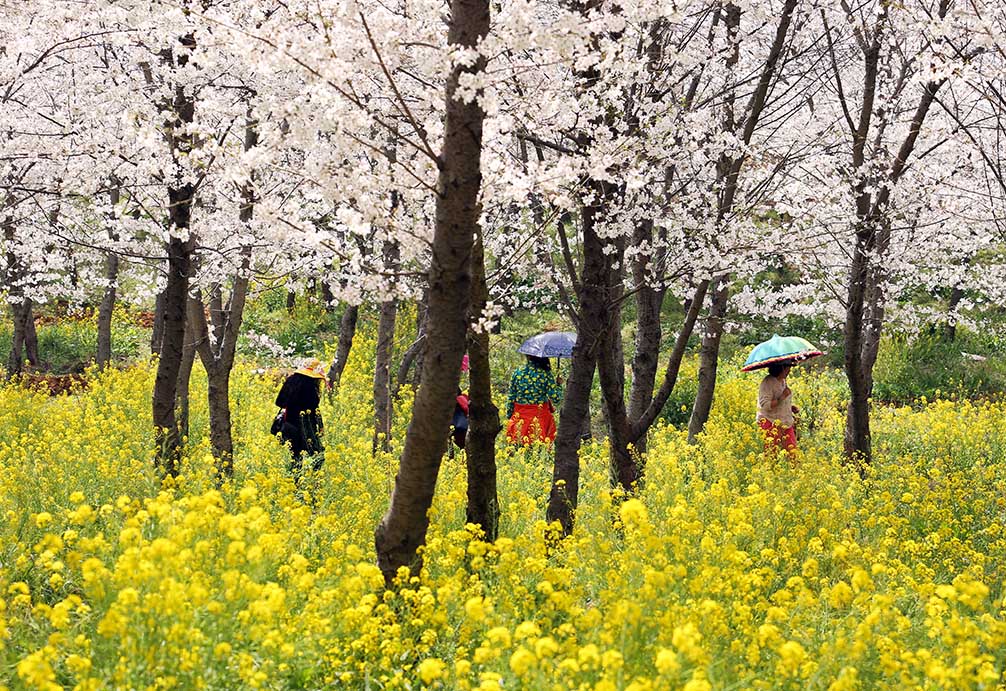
[2,340,1006,690]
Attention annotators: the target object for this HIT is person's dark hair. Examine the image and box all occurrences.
[767,361,790,377]
[526,355,551,371]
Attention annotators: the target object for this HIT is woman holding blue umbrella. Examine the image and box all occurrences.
[743,335,823,455]
[506,332,572,444]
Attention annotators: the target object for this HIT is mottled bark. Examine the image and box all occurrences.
[328,305,359,389]
[151,36,197,478]
[627,221,665,453]
[548,188,609,535]
[187,107,257,480]
[838,0,946,464]
[8,300,36,376]
[374,0,489,584]
[688,278,728,442]
[97,185,121,369]
[465,227,500,540]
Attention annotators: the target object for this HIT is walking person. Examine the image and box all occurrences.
[741,335,822,457]
[273,357,327,479]
[506,355,563,444]
[757,361,799,455]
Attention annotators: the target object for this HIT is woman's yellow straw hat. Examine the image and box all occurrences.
[295,357,327,379]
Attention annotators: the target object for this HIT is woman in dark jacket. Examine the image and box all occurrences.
[274,358,326,476]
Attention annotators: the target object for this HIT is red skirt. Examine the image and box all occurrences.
[507,403,557,444]
[759,418,796,454]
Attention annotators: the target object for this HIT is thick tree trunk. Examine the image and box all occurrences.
[687,278,729,441]
[374,0,490,584]
[548,189,610,534]
[328,304,358,389]
[843,236,872,467]
[96,253,119,368]
[627,222,665,454]
[286,290,296,314]
[373,293,398,454]
[465,227,500,540]
[206,365,233,473]
[152,232,194,477]
[8,300,34,376]
[548,348,597,536]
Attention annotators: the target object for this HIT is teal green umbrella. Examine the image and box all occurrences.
[741,334,823,372]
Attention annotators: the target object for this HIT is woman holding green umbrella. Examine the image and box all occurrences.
[742,335,823,455]
[757,362,798,454]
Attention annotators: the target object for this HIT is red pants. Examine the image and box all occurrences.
[759,418,796,454]
[507,403,557,444]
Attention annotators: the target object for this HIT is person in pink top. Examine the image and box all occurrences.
[757,361,800,455]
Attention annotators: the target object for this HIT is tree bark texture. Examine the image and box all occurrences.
[186,108,257,479]
[548,187,611,535]
[151,37,197,478]
[328,304,359,389]
[688,278,729,442]
[374,0,490,584]
[97,185,121,369]
[838,0,945,464]
[465,227,500,541]
[8,300,36,376]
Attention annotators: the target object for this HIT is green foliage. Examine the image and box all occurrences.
[872,329,1006,404]
[0,307,147,373]
[240,296,343,361]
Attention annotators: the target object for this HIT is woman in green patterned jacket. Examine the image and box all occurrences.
[505,355,563,444]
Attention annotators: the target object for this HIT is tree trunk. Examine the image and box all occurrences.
[321,281,336,312]
[24,306,38,367]
[174,311,197,444]
[328,304,358,389]
[943,285,964,341]
[96,253,119,368]
[548,187,611,534]
[206,365,233,474]
[97,185,121,368]
[843,234,872,467]
[153,232,194,477]
[286,290,296,314]
[374,290,398,454]
[8,300,34,376]
[189,108,257,481]
[627,222,665,453]
[548,348,597,536]
[465,226,500,540]
[687,277,729,442]
[374,0,490,584]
